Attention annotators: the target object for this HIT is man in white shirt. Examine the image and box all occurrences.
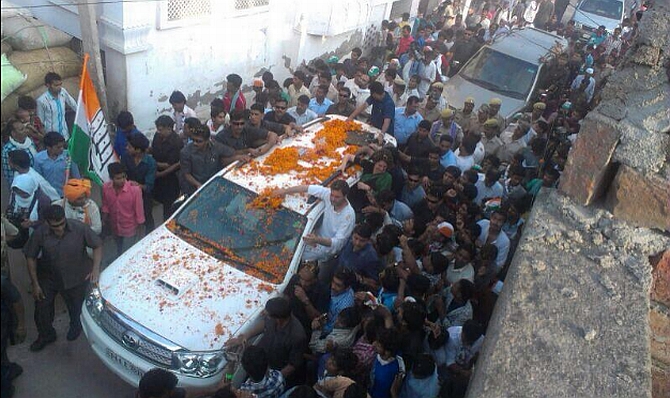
[418,48,438,97]
[169,90,197,137]
[477,210,510,270]
[498,122,529,164]
[36,72,77,140]
[445,321,485,388]
[274,180,355,263]
[475,169,504,205]
[287,95,318,126]
[288,71,312,107]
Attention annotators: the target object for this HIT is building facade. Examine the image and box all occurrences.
[23,0,417,131]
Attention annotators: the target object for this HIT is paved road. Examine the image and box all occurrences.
[6,248,138,398]
[3,184,138,398]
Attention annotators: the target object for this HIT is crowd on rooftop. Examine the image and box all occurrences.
[1,0,649,397]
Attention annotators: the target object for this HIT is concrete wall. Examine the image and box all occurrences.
[465,189,670,398]
[22,0,400,131]
[468,2,670,397]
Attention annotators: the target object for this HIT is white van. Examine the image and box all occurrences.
[571,0,637,34]
[81,115,395,392]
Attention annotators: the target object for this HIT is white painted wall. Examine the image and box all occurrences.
[18,0,399,131]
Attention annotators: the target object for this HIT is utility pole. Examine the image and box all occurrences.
[77,0,109,121]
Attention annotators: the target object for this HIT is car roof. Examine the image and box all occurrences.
[221,115,392,216]
[487,27,569,64]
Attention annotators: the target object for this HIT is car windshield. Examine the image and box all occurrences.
[579,0,623,19]
[460,47,538,100]
[167,178,306,284]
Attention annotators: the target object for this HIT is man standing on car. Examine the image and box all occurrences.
[347,81,395,138]
[273,180,355,279]
[24,204,102,351]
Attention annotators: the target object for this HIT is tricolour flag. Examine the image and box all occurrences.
[68,53,117,185]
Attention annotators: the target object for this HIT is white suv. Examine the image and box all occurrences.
[81,115,395,392]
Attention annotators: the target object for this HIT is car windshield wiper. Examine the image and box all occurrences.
[233,235,294,252]
[489,88,526,99]
[172,222,251,267]
[462,76,501,91]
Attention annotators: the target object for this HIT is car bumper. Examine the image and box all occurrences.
[81,306,222,392]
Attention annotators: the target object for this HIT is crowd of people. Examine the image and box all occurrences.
[1,0,648,397]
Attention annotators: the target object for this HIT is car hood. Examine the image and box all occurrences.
[98,227,278,351]
[443,75,526,122]
[572,10,620,32]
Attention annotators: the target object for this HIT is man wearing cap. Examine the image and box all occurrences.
[430,109,464,149]
[56,179,102,236]
[288,71,312,108]
[223,74,246,113]
[455,97,476,132]
[428,82,448,112]
[523,102,547,124]
[418,47,437,97]
[368,66,381,82]
[570,68,595,103]
[391,77,408,107]
[488,98,506,130]
[480,119,503,158]
[466,104,490,138]
[393,96,424,146]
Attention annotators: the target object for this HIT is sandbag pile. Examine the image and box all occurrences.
[1,1,81,122]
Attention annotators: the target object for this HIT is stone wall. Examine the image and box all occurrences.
[467,2,670,397]
[558,0,670,231]
[650,251,669,398]
[465,190,669,398]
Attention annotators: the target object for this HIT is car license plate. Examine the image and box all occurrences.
[106,348,144,380]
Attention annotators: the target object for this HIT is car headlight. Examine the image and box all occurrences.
[174,351,226,378]
[85,285,104,323]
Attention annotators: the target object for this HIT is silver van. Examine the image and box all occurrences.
[443,27,569,123]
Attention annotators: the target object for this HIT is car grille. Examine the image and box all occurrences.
[100,309,174,367]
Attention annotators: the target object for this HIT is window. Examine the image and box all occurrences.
[460,48,538,100]
[578,0,623,19]
[167,0,212,21]
[234,0,270,10]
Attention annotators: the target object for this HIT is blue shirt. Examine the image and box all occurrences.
[400,184,426,208]
[367,93,396,134]
[325,288,354,334]
[114,127,141,159]
[393,107,423,145]
[440,149,457,168]
[338,241,381,281]
[308,97,334,116]
[33,150,80,197]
